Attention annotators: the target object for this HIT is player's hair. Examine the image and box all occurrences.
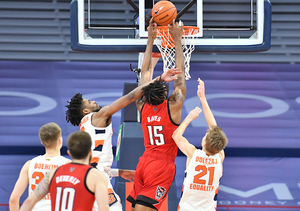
[142,78,169,106]
[65,93,84,126]
[39,122,61,148]
[205,125,228,154]
[67,131,92,159]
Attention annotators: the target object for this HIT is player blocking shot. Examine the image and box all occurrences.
[126,19,186,211]
[65,66,181,210]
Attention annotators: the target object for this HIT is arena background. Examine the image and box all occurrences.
[0,0,300,211]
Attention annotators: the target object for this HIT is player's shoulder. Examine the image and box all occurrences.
[88,168,108,181]
[89,167,102,175]
[27,156,43,167]
[59,155,70,160]
[59,156,71,164]
[92,106,109,119]
[23,160,32,170]
[218,150,225,163]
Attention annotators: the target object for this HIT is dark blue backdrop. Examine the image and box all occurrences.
[0,61,299,210]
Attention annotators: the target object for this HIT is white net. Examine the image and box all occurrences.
[154,26,199,80]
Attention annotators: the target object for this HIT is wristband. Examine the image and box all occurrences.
[110,168,119,177]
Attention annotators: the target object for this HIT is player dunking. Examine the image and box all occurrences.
[20,131,110,211]
[126,19,186,211]
[65,66,180,210]
[9,122,70,211]
[172,78,228,211]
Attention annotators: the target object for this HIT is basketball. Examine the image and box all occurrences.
[152,1,177,26]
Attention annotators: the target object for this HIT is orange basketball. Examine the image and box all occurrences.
[152,1,177,26]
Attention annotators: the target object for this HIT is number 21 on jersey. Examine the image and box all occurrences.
[147,125,165,146]
[193,165,215,185]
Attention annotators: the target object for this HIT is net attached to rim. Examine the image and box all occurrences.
[154,26,199,80]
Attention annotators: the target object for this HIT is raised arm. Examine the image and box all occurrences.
[172,107,201,167]
[172,21,185,93]
[139,18,157,86]
[135,18,157,111]
[197,78,217,127]
[98,67,181,120]
[168,20,186,124]
[198,78,226,162]
[9,161,30,211]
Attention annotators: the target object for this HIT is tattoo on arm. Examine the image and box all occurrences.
[174,78,184,87]
[34,173,50,199]
[146,59,151,72]
[175,92,185,102]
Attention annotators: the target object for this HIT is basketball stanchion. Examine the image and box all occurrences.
[154,24,200,80]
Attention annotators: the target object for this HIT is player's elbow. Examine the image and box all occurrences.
[20,197,36,211]
[9,195,18,204]
[172,131,179,141]
[9,196,19,209]
[180,85,187,96]
[174,85,186,97]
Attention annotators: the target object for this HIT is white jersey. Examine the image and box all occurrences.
[178,149,222,211]
[80,113,123,211]
[28,155,69,211]
[80,112,114,171]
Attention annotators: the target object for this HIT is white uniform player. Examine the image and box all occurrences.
[172,79,228,211]
[80,113,114,171]
[178,149,222,211]
[80,112,123,211]
[28,155,69,211]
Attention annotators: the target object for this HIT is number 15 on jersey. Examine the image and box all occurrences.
[147,125,165,146]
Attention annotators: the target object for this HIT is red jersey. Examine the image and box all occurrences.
[141,100,179,160]
[49,163,94,211]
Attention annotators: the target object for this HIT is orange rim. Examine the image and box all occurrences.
[157,26,199,35]
[152,52,162,58]
[156,26,199,48]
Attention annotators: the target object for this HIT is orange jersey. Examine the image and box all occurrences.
[140,100,179,160]
[49,163,95,211]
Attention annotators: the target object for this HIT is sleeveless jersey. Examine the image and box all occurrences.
[178,149,222,211]
[140,100,179,160]
[28,155,69,211]
[49,163,95,211]
[80,113,123,210]
[80,112,113,171]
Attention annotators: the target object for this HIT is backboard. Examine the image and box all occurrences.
[70,0,271,52]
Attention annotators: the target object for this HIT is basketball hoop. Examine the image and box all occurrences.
[154,26,200,80]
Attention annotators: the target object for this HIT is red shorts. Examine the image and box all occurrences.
[127,151,176,210]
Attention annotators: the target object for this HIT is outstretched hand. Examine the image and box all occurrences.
[197,78,205,99]
[168,19,183,41]
[147,18,157,41]
[119,169,135,182]
[161,68,182,82]
[187,106,202,120]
